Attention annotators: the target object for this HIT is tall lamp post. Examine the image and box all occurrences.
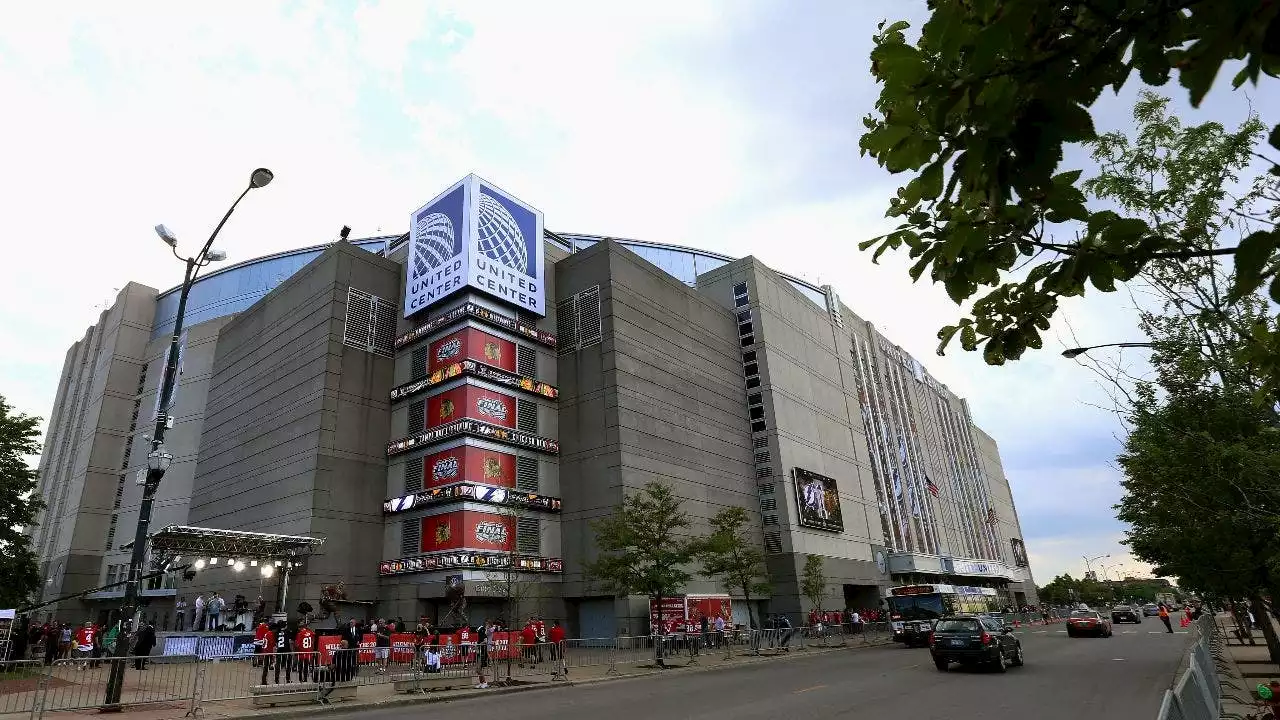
[103,168,273,710]
[1083,554,1109,580]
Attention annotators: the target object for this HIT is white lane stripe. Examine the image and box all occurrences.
[1055,630,1067,633]
[1148,631,1162,634]
[1034,631,1047,634]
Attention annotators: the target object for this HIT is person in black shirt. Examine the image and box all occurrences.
[273,620,294,684]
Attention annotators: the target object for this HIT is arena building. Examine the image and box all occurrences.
[28,175,1038,635]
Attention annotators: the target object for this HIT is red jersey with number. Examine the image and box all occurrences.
[261,629,276,653]
[296,628,315,654]
[74,627,97,647]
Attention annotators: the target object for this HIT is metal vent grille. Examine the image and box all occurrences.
[404,457,424,493]
[760,497,777,512]
[516,345,537,377]
[753,436,768,449]
[758,482,775,495]
[411,347,429,380]
[762,514,779,526]
[763,531,782,553]
[555,298,577,351]
[401,518,421,555]
[577,286,602,348]
[516,517,541,554]
[756,467,772,480]
[408,400,425,435]
[754,450,770,465]
[517,399,539,433]
[516,455,539,492]
[751,420,767,432]
[343,287,395,357]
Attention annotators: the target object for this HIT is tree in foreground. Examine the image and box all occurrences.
[859,2,1280,398]
[0,394,42,610]
[1116,383,1280,661]
[697,506,772,631]
[584,482,701,667]
[800,554,827,617]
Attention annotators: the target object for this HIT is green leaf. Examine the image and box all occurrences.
[1232,230,1280,299]
[1057,102,1097,142]
[1270,123,1280,152]
[936,324,961,355]
[959,324,978,351]
[919,159,944,200]
[1089,260,1117,292]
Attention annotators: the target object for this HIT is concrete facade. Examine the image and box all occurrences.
[184,242,400,611]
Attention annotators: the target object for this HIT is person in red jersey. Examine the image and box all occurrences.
[295,623,316,682]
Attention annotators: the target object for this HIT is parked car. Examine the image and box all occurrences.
[1111,605,1142,624]
[929,615,1024,672]
[1066,610,1113,637]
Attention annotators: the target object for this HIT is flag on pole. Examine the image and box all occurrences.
[986,507,998,525]
[925,477,940,497]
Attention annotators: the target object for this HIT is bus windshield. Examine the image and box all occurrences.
[887,593,946,620]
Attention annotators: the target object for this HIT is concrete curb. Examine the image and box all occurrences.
[206,639,896,719]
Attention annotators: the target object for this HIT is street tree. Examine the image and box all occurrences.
[0,394,42,609]
[697,506,772,630]
[583,481,702,666]
[859,2,1280,398]
[1116,382,1280,661]
[800,555,827,616]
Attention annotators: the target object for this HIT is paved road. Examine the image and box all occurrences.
[325,626,1190,720]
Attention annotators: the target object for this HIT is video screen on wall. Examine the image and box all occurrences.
[793,468,844,532]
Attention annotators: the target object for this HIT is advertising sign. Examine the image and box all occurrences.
[426,386,516,431]
[421,445,517,489]
[649,597,687,634]
[405,175,546,318]
[358,633,376,664]
[1010,538,1029,568]
[318,635,343,665]
[687,596,733,629]
[793,467,845,532]
[390,633,416,663]
[420,511,516,554]
[429,328,517,374]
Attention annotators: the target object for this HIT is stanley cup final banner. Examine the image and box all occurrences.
[429,327,517,374]
[420,510,516,554]
[405,175,546,318]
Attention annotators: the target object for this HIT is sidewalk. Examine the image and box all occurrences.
[1,635,894,720]
[1216,623,1280,719]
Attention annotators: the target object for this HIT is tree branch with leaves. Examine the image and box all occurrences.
[859,1,1280,398]
[0,394,43,609]
[696,506,771,631]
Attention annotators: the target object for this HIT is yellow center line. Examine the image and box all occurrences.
[794,684,827,694]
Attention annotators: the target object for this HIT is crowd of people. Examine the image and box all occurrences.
[6,617,158,668]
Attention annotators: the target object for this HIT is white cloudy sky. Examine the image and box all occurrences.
[2,1,1275,584]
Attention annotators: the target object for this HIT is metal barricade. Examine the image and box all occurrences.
[38,655,199,714]
[1156,616,1220,720]
[0,659,45,717]
[560,638,615,671]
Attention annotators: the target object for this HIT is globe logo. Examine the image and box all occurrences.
[476,192,529,274]
[413,212,456,279]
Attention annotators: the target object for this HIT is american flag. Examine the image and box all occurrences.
[925,477,940,497]
[986,508,999,525]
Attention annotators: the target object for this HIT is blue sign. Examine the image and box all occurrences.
[405,175,546,318]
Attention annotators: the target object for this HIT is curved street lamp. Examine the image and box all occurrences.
[1062,342,1156,359]
[104,168,273,710]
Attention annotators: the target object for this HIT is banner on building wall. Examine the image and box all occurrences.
[151,330,188,420]
[404,175,546,318]
[422,445,517,489]
[429,328,517,374]
[1010,538,1029,568]
[793,467,844,532]
[426,386,517,431]
[419,510,516,554]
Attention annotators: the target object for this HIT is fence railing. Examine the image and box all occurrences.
[1155,615,1219,720]
[0,627,892,718]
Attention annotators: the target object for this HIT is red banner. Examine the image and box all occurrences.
[426,386,516,430]
[430,328,517,374]
[318,635,343,665]
[688,597,733,628]
[423,445,517,489]
[427,386,469,429]
[358,633,376,663]
[489,631,519,660]
[649,597,686,634]
[390,633,416,663]
[421,510,516,553]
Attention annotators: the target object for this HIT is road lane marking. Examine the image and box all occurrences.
[794,685,826,694]
[1055,630,1067,633]
[1112,658,1125,661]
[1034,631,1047,634]
[1148,631,1162,634]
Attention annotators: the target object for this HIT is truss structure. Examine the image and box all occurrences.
[125,524,325,559]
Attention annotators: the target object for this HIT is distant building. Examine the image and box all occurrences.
[28,175,1038,632]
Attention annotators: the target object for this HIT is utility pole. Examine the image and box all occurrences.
[102,168,273,711]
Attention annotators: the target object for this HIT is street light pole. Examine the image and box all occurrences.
[1061,342,1156,359]
[102,168,272,711]
[1083,554,1109,580]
